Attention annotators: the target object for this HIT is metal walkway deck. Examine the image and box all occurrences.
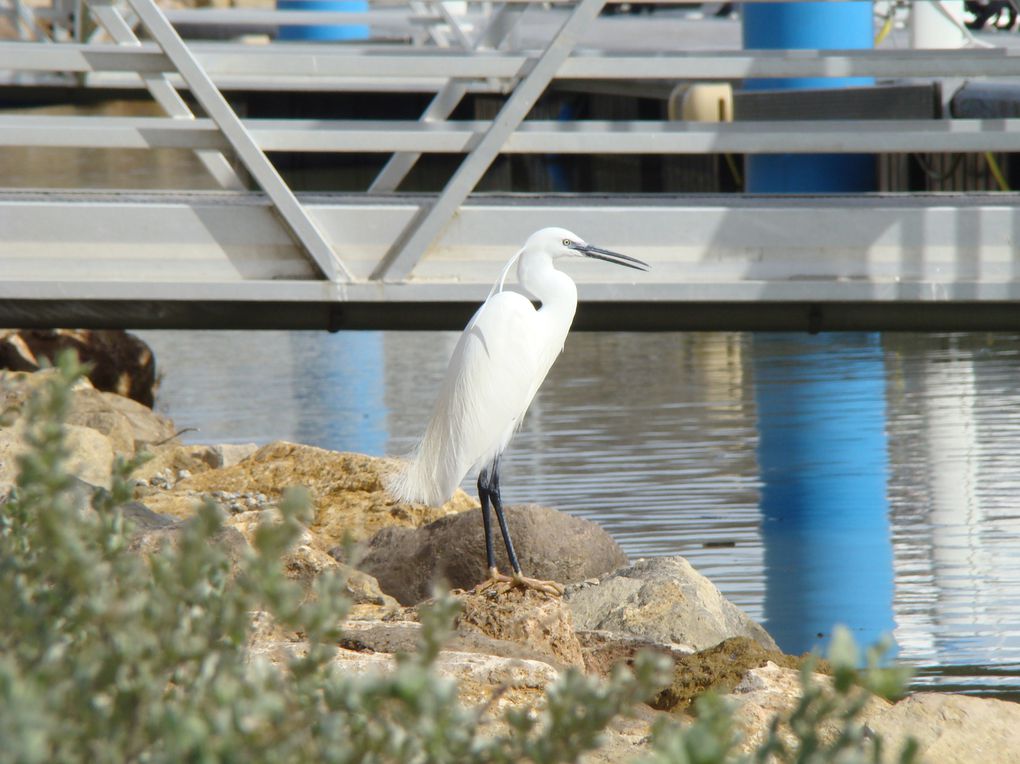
[3,0,1020,331]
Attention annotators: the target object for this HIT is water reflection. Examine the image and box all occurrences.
[138,329,1020,698]
[753,334,895,656]
[885,334,1020,696]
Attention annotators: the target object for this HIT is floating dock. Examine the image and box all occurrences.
[3,0,1020,331]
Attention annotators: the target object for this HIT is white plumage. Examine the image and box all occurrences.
[390,227,582,505]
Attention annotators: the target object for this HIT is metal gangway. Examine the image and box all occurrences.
[3,0,1020,331]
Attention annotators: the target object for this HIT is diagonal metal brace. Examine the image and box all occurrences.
[369,2,527,193]
[126,0,349,283]
[372,0,607,282]
[90,1,245,191]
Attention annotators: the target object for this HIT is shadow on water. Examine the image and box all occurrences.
[139,329,1020,698]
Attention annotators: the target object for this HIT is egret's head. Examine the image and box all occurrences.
[524,227,649,271]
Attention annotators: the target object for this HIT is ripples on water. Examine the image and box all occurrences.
[139,329,1020,699]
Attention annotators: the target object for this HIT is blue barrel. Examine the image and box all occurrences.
[754,334,896,657]
[742,1,875,192]
[277,0,369,42]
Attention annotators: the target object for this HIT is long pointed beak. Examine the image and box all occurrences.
[572,243,649,272]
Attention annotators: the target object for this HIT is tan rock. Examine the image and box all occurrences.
[277,541,399,615]
[728,662,890,755]
[68,387,176,452]
[142,441,476,549]
[566,556,778,652]
[581,705,662,764]
[247,638,559,714]
[1,417,114,488]
[128,521,251,577]
[455,588,585,670]
[131,443,220,483]
[651,637,820,713]
[1,367,175,480]
[575,629,692,679]
[64,424,115,487]
[864,692,1020,764]
[67,407,136,457]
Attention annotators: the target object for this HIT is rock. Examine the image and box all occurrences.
[339,619,567,667]
[432,650,560,711]
[67,386,176,454]
[120,501,179,530]
[1,419,114,488]
[128,516,250,575]
[454,588,585,669]
[581,705,662,764]
[0,423,27,486]
[0,368,176,488]
[650,637,820,712]
[728,661,890,756]
[0,329,157,407]
[565,556,778,652]
[131,444,217,484]
[247,638,560,714]
[277,541,399,615]
[197,443,260,470]
[575,629,690,678]
[864,692,1020,764]
[359,503,628,605]
[141,441,475,549]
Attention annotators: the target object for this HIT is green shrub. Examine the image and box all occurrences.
[0,354,670,763]
[0,353,918,764]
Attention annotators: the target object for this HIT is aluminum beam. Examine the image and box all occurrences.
[126,0,349,282]
[370,2,528,192]
[374,0,608,280]
[10,43,1020,85]
[5,190,1020,292]
[90,1,245,191]
[7,115,1020,155]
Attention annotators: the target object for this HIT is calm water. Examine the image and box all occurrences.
[137,329,1020,700]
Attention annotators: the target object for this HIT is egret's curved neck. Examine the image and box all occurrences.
[517,250,578,331]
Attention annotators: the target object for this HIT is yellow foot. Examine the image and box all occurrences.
[474,568,565,598]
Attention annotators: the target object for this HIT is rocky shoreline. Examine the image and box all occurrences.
[2,334,1020,762]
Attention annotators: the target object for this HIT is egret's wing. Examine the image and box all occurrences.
[420,291,542,495]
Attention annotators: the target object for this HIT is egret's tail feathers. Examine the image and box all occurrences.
[386,447,456,507]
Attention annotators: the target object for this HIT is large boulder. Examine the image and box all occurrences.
[0,416,115,489]
[565,556,778,652]
[66,386,177,455]
[357,503,629,605]
[864,692,1020,763]
[140,441,476,549]
[0,368,176,489]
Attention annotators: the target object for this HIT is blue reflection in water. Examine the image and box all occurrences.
[754,333,895,656]
[293,331,388,456]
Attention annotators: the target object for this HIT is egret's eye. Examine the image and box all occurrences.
[563,239,572,247]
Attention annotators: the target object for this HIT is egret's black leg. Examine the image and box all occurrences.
[478,458,521,574]
[474,458,563,598]
[476,466,497,573]
[486,459,523,575]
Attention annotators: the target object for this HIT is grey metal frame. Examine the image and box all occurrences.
[4,0,1020,330]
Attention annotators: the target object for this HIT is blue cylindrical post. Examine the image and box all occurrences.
[742,1,875,192]
[754,334,896,656]
[277,0,369,42]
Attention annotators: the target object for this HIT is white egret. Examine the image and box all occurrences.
[390,227,648,594]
